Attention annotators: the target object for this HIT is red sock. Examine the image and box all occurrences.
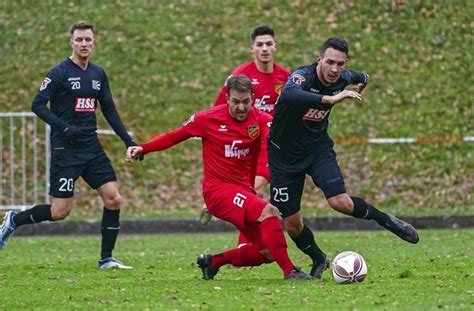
[260,216,294,276]
[211,244,270,268]
[233,243,271,267]
[211,249,238,268]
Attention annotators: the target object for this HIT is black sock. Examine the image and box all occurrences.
[12,204,53,227]
[100,207,120,260]
[351,196,390,225]
[289,225,325,263]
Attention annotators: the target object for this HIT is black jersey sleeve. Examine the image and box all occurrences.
[31,66,69,131]
[98,70,135,147]
[343,69,369,85]
[279,70,327,109]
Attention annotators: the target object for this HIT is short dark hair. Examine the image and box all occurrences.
[250,24,274,42]
[69,21,94,37]
[226,75,253,96]
[320,37,349,57]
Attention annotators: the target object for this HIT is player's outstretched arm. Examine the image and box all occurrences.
[322,90,362,105]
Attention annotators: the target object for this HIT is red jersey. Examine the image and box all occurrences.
[213,61,291,116]
[141,105,272,192]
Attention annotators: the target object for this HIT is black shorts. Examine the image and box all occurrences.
[49,147,117,198]
[268,141,346,217]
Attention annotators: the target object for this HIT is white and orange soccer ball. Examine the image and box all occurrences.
[331,251,368,284]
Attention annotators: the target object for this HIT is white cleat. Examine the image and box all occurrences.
[98,257,133,269]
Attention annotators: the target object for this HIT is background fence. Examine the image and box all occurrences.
[0,112,50,210]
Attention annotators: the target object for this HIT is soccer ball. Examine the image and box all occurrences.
[331,251,368,284]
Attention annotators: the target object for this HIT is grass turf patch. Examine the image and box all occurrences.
[0,229,472,310]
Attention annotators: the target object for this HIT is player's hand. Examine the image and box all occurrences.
[126,140,144,161]
[126,146,144,162]
[329,90,362,104]
[63,125,84,142]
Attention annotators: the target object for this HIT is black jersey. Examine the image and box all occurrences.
[269,62,368,159]
[32,58,133,149]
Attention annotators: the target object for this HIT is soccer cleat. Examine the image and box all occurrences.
[310,254,330,279]
[197,253,219,280]
[98,257,133,269]
[0,211,17,249]
[199,206,213,226]
[284,267,313,280]
[384,214,419,244]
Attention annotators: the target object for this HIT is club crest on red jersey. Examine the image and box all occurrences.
[248,125,260,139]
[275,83,283,94]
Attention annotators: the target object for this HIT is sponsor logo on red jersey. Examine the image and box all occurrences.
[255,95,273,113]
[74,97,96,112]
[224,140,250,159]
[248,125,260,139]
[302,108,329,122]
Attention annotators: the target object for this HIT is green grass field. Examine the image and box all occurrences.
[1,229,472,310]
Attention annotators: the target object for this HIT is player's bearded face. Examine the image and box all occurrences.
[251,35,276,65]
[317,48,347,85]
[70,29,94,60]
[227,90,253,122]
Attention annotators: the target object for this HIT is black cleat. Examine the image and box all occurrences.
[197,254,219,280]
[310,254,330,279]
[384,214,419,244]
[284,267,313,280]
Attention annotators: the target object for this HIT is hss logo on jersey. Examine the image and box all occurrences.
[302,108,329,122]
[75,97,96,112]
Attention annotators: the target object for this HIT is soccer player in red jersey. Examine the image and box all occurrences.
[200,24,290,226]
[126,75,311,280]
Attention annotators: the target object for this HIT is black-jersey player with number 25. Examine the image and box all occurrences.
[268,37,419,279]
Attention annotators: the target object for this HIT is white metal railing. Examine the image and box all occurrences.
[0,112,50,210]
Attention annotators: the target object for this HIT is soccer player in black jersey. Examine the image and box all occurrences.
[0,21,136,269]
[268,37,419,279]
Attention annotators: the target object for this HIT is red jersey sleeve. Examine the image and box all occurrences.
[140,127,192,154]
[140,111,208,154]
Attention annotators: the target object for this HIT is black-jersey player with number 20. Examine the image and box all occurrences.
[0,21,137,269]
[268,37,419,279]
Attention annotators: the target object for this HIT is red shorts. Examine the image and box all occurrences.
[203,184,268,250]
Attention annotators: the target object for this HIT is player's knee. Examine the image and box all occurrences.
[328,194,353,215]
[258,204,280,221]
[259,249,274,262]
[51,204,73,220]
[283,213,304,236]
[284,220,303,236]
[105,193,122,210]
